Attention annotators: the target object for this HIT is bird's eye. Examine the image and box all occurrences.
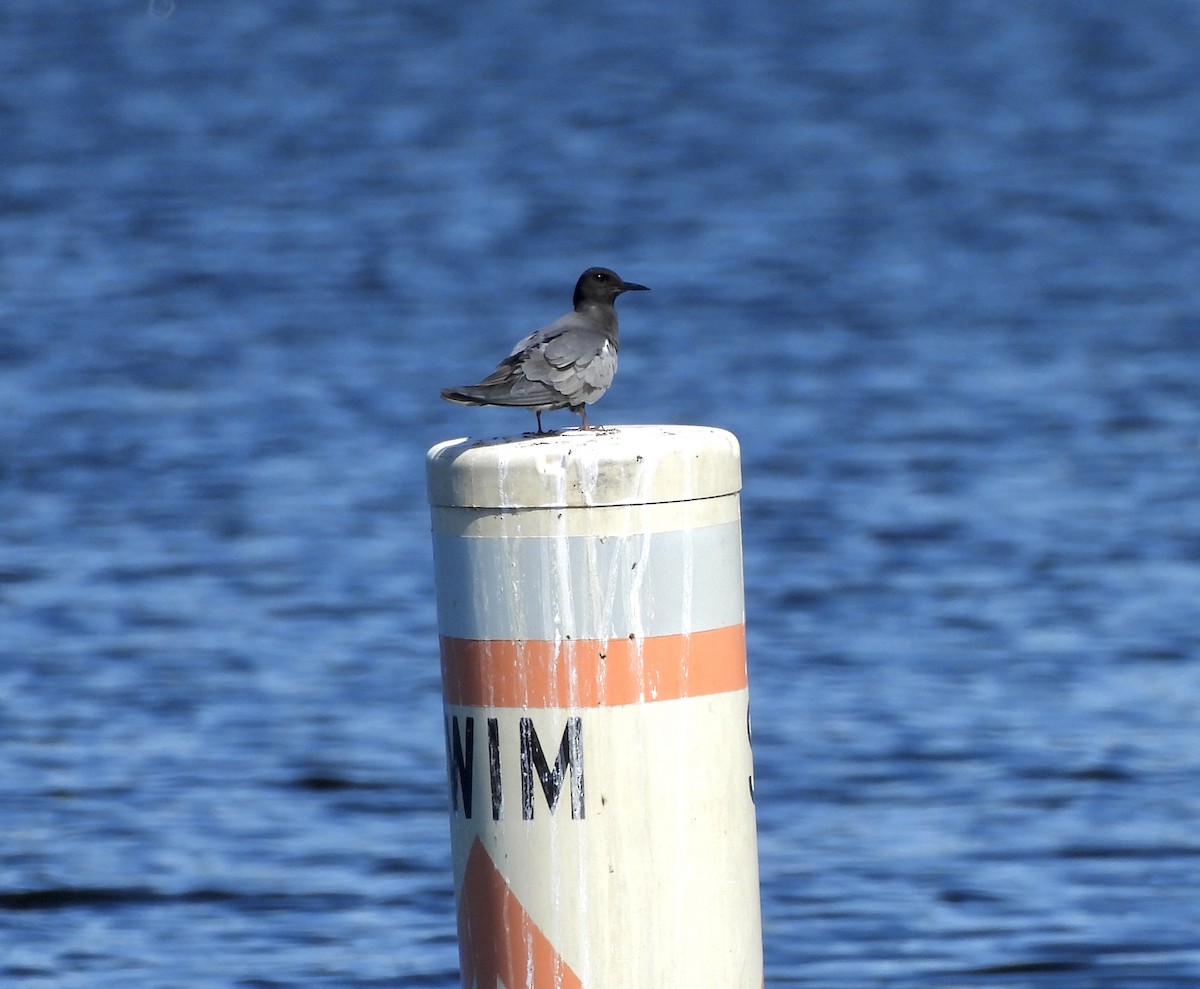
[593,271,607,281]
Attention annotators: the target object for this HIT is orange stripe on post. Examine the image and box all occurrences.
[440,624,747,708]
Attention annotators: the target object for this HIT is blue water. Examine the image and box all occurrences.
[3,1,1200,985]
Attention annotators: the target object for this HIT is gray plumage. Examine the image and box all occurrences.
[440,267,649,432]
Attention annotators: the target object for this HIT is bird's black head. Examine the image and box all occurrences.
[573,267,650,309]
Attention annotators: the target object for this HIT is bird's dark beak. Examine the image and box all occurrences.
[620,281,650,293]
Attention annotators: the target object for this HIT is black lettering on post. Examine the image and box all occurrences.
[487,717,502,821]
[445,715,475,819]
[747,703,756,804]
[520,717,585,821]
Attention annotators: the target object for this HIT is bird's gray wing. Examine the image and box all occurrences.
[468,354,565,407]
[520,314,616,406]
[502,310,579,357]
[462,312,615,409]
[458,315,583,408]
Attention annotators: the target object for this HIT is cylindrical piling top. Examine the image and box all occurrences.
[428,423,761,986]
[426,424,740,510]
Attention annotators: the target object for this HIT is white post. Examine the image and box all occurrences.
[427,425,762,988]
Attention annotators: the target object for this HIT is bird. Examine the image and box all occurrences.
[440,267,649,433]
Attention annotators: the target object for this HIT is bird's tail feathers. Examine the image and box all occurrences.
[440,386,493,406]
[440,383,552,408]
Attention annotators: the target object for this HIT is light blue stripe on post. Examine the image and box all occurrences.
[432,519,745,641]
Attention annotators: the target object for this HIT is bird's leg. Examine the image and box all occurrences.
[535,410,544,434]
[578,406,589,430]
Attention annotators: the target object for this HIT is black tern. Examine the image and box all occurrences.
[440,267,649,433]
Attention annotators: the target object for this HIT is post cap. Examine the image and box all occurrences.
[426,424,741,509]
